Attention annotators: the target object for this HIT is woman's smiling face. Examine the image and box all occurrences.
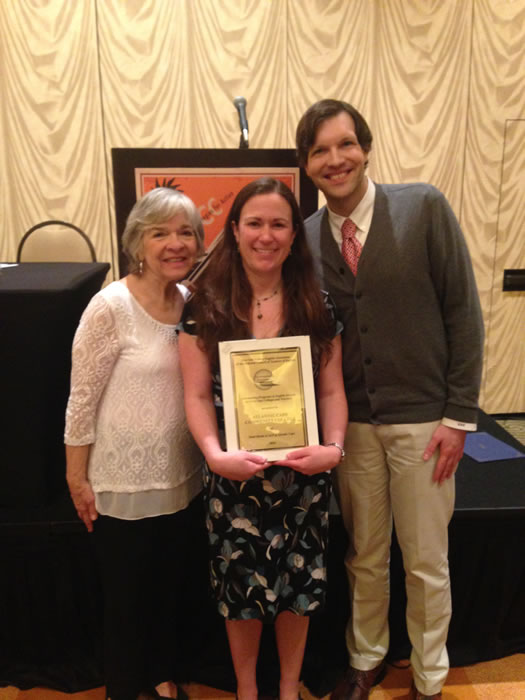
[233,193,295,278]
[140,212,198,282]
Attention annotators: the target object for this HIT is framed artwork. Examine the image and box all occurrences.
[112,148,318,275]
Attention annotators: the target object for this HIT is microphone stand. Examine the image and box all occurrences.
[233,96,249,149]
[185,99,250,285]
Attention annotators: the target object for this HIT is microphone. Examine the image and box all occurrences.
[233,96,249,148]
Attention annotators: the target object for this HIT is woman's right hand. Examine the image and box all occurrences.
[207,451,268,481]
[68,479,98,532]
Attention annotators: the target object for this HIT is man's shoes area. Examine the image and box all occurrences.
[330,659,387,700]
[117,678,445,700]
[409,681,442,699]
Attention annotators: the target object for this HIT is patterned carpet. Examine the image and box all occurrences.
[363,654,525,699]
[494,415,525,446]
[3,654,525,699]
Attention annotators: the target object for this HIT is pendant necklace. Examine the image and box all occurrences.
[255,287,280,319]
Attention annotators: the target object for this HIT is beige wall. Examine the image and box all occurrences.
[1,0,524,413]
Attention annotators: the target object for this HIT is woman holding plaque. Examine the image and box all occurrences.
[179,178,347,700]
[65,188,206,700]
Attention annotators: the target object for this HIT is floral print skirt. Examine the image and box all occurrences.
[204,462,331,622]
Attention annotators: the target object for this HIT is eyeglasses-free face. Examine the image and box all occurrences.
[232,193,296,280]
[305,111,369,217]
[140,213,199,282]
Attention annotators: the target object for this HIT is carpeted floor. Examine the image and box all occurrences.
[493,414,525,445]
[365,654,525,698]
[1,654,525,700]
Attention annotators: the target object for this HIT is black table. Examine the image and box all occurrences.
[441,411,525,666]
[455,411,525,516]
[0,262,110,515]
[0,263,110,693]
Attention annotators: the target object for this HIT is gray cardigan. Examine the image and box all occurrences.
[305,183,484,425]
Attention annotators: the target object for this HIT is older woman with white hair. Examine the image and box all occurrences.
[65,187,205,700]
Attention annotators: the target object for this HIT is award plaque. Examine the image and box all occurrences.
[219,336,319,461]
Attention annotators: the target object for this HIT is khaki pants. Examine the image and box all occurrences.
[336,420,454,696]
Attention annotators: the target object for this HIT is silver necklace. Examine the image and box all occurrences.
[255,287,280,319]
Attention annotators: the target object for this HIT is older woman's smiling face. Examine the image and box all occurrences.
[233,193,295,278]
[140,212,198,282]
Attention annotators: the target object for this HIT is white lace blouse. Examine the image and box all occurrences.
[64,281,203,520]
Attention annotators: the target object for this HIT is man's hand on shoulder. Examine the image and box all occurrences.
[423,424,467,484]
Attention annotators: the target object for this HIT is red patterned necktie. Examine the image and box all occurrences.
[341,218,361,276]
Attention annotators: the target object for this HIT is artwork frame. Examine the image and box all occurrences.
[112,148,318,276]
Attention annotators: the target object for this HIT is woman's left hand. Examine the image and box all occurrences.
[277,445,341,475]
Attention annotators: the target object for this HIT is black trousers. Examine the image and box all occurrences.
[92,494,207,700]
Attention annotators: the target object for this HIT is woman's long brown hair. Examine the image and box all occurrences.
[190,178,334,369]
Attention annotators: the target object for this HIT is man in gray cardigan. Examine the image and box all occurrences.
[296,100,484,700]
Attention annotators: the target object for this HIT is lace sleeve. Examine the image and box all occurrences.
[64,294,120,445]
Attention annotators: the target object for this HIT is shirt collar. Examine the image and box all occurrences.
[327,177,376,236]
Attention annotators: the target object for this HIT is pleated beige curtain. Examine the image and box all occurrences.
[0,0,524,411]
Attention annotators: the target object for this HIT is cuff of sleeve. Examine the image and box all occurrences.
[441,417,477,432]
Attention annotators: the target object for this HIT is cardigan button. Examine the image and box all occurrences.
[339,267,345,275]
[355,290,362,299]
[360,325,368,333]
[364,357,372,365]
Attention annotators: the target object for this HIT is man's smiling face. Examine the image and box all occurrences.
[305,111,369,216]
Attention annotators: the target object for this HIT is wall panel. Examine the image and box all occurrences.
[287,0,376,142]
[96,0,288,149]
[461,0,525,410]
[371,0,472,213]
[0,0,112,268]
[483,119,525,412]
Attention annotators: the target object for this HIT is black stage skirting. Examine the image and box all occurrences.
[0,265,523,693]
[1,412,523,696]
